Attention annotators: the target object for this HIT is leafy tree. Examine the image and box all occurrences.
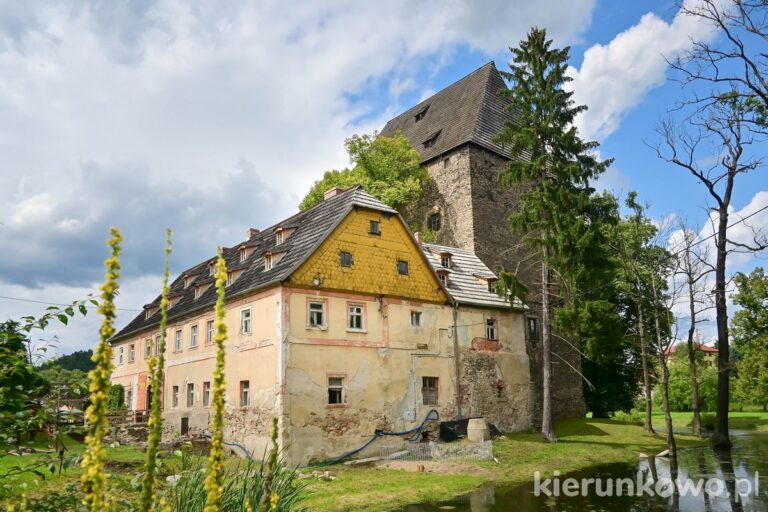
[107,384,125,411]
[732,267,768,410]
[300,131,427,211]
[495,27,612,441]
[40,349,95,372]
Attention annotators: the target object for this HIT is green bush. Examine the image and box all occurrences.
[612,410,644,426]
[700,413,717,431]
[108,384,126,411]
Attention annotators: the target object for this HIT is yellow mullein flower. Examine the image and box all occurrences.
[81,228,122,512]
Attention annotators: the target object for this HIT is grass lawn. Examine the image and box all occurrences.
[6,413,767,511]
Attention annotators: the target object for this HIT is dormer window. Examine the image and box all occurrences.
[194,285,205,300]
[275,227,294,246]
[168,295,182,310]
[227,272,234,286]
[183,274,196,288]
[144,306,158,320]
[436,269,449,286]
[486,278,498,293]
[239,247,247,263]
[208,262,216,277]
[440,252,452,268]
[415,105,429,122]
[264,252,273,271]
[423,130,441,149]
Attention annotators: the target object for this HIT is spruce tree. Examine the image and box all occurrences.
[495,28,611,441]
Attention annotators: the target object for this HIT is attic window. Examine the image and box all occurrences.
[144,306,158,320]
[414,105,430,122]
[369,220,381,235]
[275,227,294,246]
[194,285,205,300]
[183,274,196,288]
[440,252,452,268]
[340,251,353,267]
[264,253,273,271]
[239,247,247,263]
[436,269,449,286]
[208,262,216,277]
[486,277,498,293]
[168,295,182,310]
[423,130,441,149]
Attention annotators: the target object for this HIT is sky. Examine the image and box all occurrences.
[1,0,766,357]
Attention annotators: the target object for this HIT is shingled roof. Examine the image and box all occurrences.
[112,187,397,342]
[422,242,524,310]
[380,62,514,163]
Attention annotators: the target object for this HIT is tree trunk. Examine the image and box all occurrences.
[651,273,676,457]
[637,300,654,433]
[540,252,557,442]
[686,274,702,437]
[712,205,731,447]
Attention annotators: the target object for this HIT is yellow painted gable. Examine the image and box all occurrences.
[290,208,447,303]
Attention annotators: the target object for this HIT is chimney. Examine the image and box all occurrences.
[247,228,260,239]
[414,232,422,246]
[323,187,344,201]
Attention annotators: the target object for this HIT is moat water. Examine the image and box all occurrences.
[399,430,768,512]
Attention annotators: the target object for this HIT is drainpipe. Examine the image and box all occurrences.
[452,303,462,419]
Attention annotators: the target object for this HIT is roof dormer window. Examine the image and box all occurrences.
[183,274,196,288]
[239,247,248,263]
[436,269,449,286]
[415,105,429,122]
[264,252,273,271]
[275,227,294,246]
[208,261,216,277]
[423,130,441,149]
[168,295,182,310]
[440,252,452,269]
[144,305,158,320]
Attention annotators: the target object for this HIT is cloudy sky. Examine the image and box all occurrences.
[1,0,766,356]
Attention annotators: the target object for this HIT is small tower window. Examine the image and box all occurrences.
[415,105,429,122]
[340,251,353,267]
[369,220,381,235]
[428,213,441,232]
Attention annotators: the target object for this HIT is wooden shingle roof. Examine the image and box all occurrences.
[380,62,515,163]
[112,187,396,342]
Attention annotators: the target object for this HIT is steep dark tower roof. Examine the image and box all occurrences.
[380,62,514,163]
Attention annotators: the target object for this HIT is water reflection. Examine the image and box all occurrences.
[399,431,767,512]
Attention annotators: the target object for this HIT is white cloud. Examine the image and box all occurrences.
[566,0,724,141]
[1,0,597,354]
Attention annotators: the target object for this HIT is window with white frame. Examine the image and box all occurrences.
[208,262,215,276]
[128,343,135,363]
[194,285,204,299]
[241,308,252,334]
[174,329,183,352]
[206,320,214,344]
[239,247,247,262]
[145,338,152,358]
[190,324,199,348]
[118,346,124,366]
[328,376,344,405]
[264,253,273,271]
[308,301,325,328]
[172,386,179,407]
[411,311,422,327]
[440,253,452,268]
[485,318,498,341]
[239,380,250,407]
[348,304,364,330]
[126,387,133,409]
[186,383,194,407]
[202,381,211,406]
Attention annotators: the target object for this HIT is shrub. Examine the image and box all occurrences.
[612,410,644,426]
[700,413,717,431]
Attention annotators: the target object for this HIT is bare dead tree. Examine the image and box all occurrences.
[672,219,715,436]
[656,96,766,446]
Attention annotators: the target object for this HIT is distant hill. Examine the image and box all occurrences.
[40,349,95,372]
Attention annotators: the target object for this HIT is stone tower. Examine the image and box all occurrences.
[381,62,586,421]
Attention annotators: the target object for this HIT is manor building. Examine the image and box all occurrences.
[110,186,531,464]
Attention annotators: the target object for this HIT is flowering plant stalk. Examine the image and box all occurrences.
[203,250,228,512]
[81,227,122,512]
[140,228,172,511]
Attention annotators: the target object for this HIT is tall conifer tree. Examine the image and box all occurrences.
[496,28,611,441]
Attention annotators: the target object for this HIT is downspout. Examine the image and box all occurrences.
[452,302,462,420]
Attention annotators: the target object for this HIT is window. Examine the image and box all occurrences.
[155,335,161,355]
[348,304,364,330]
[441,253,452,268]
[126,387,133,409]
[118,346,124,366]
[183,274,194,288]
[145,338,152,358]
[340,251,353,267]
[239,247,247,262]
[527,317,539,342]
[208,262,215,276]
[190,324,199,348]
[194,285,204,299]
[308,301,325,328]
[174,330,183,352]
[128,343,135,363]
[422,377,438,405]
[206,320,214,344]
[369,220,381,235]
[328,376,344,405]
[428,213,441,232]
[397,260,409,275]
[486,318,498,341]
[202,381,211,406]
[414,105,429,122]
[411,311,422,327]
[437,272,448,286]
[240,380,250,407]
[241,308,252,334]
[423,130,441,148]
[264,253,273,271]
[172,386,179,407]
[487,279,497,293]
[226,272,234,286]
